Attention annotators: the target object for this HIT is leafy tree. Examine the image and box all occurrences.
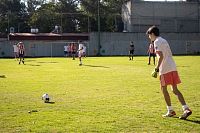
[56,0,81,32]
[26,0,46,13]
[0,0,27,33]
[28,0,85,33]
[28,3,58,32]
[79,0,126,32]
[0,0,127,33]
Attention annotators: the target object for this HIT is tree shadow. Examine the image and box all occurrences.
[83,64,110,68]
[0,75,6,78]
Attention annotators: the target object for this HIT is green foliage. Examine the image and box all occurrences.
[0,0,27,33]
[26,0,46,13]
[0,56,200,132]
[79,0,125,32]
[29,3,58,32]
[0,0,126,33]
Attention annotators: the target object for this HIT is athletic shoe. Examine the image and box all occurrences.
[162,110,176,117]
[179,109,192,120]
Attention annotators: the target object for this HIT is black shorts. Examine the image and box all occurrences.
[129,50,134,54]
[149,53,156,57]
[19,53,24,58]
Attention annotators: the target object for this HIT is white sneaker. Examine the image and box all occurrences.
[162,110,176,117]
[179,109,192,120]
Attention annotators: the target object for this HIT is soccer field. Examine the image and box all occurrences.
[0,56,200,132]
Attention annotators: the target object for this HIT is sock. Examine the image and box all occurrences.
[182,105,189,111]
[167,106,173,112]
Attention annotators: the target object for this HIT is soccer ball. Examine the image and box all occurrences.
[42,93,50,103]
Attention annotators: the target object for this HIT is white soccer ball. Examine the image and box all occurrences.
[42,93,50,103]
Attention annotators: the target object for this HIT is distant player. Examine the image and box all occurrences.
[78,41,84,66]
[64,44,68,57]
[13,43,19,60]
[18,42,25,65]
[71,43,76,60]
[129,41,134,60]
[146,25,192,119]
[147,41,156,65]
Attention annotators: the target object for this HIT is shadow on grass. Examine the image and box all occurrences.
[171,116,200,124]
[177,66,190,68]
[24,60,36,62]
[45,101,55,104]
[26,64,41,66]
[82,64,110,68]
[0,75,6,78]
[37,62,58,64]
[184,119,200,124]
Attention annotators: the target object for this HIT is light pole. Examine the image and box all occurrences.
[7,11,11,33]
[97,0,101,56]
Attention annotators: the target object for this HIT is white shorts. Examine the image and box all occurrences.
[78,52,83,57]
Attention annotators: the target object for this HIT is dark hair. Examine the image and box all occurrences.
[146,26,159,36]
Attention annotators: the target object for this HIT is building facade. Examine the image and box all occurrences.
[122,0,200,33]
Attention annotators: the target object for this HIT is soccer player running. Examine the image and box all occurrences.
[146,26,192,119]
[18,42,25,65]
[78,41,84,66]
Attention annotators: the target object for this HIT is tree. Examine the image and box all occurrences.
[28,0,85,33]
[28,3,58,32]
[56,0,81,33]
[0,0,27,33]
[79,0,126,32]
[0,0,127,33]
[26,0,47,13]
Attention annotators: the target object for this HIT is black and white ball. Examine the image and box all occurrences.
[42,93,50,103]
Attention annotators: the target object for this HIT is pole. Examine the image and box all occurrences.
[7,11,10,33]
[97,0,101,56]
[198,1,200,32]
[61,12,63,33]
[88,16,90,33]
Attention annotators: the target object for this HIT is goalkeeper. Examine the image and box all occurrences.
[146,26,192,120]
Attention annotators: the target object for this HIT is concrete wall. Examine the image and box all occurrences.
[89,32,200,56]
[0,32,200,57]
[122,1,200,32]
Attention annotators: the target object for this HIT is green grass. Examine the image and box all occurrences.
[0,56,200,132]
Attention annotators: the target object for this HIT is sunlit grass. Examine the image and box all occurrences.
[0,56,200,132]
